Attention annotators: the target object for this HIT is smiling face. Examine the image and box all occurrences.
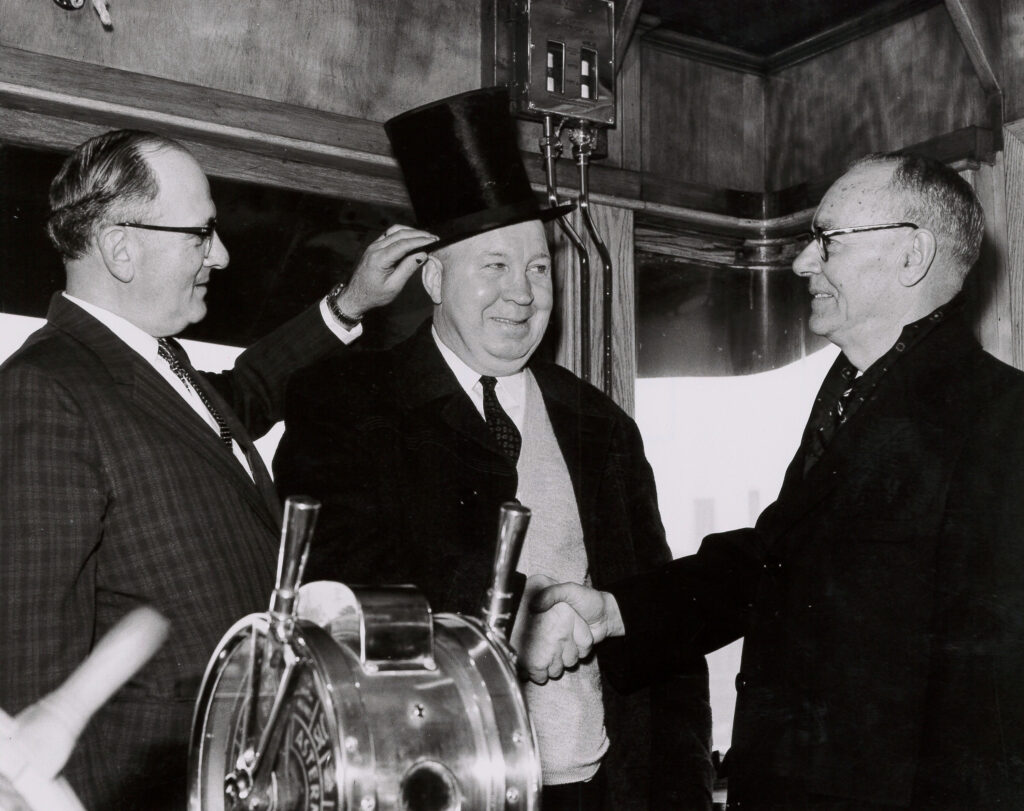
[792,162,915,364]
[123,147,229,337]
[423,220,553,376]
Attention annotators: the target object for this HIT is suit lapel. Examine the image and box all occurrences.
[399,323,510,463]
[47,295,279,533]
[177,364,282,525]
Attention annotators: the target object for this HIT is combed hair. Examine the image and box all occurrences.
[46,130,184,261]
[851,151,985,275]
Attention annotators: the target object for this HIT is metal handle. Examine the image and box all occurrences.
[269,495,321,636]
[482,501,532,638]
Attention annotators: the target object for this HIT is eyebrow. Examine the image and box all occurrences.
[477,250,551,262]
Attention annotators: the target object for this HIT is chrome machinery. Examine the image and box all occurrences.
[188,497,539,811]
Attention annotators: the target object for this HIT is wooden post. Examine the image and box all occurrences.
[1003,127,1024,370]
[962,151,1013,365]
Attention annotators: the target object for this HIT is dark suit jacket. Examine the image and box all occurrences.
[274,321,714,810]
[0,293,341,810]
[610,311,1024,809]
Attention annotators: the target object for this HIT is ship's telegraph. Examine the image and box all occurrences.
[188,496,539,811]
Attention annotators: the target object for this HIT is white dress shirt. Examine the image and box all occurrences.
[431,326,526,430]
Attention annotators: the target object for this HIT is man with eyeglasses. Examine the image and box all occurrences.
[0,129,435,810]
[517,152,1024,809]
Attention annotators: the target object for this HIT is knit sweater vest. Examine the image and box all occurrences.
[514,372,608,785]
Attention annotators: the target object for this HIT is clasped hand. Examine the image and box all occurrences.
[512,579,623,685]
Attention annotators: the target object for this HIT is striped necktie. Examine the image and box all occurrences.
[157,338,233,448]
[480,375,521,464]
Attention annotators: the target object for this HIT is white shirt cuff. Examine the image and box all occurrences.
[319,296,363,344]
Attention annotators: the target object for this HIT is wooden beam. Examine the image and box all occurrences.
[944,0,1003,148]
[0,106,413,210]
[638,0,941,76]
[613,0,645,76]
[943,0,1002,96]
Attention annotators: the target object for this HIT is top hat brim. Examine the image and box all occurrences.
[423,198,577,254]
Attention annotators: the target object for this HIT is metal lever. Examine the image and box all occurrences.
[269,495,321,640]
[482,501,532,638]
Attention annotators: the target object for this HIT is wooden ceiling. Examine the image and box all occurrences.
[638,0,942,69]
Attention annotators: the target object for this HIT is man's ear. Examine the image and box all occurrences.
[96,225,135,284]
[897,228,936,287]
[421,255,444,305]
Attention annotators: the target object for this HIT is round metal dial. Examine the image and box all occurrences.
[193,621,341,811]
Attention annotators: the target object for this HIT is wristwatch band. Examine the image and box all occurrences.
[326,280,363,330]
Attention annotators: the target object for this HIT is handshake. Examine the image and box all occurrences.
[510,575,626,684]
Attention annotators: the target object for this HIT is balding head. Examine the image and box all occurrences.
[47,130,186,262]
[850,152,984,291]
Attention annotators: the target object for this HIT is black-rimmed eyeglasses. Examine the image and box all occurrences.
[809,221,918,262]
[116,218,218,257]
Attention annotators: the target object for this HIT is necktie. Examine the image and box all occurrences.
[157,338,234,448]
[803,376,858,474]
[480,375,521,464]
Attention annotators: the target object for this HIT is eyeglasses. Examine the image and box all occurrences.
[808,221,918,262]
[116,218,218,257]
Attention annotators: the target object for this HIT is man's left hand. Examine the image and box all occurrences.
[336,225,437,319]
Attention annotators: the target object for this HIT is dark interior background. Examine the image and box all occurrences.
[0,143,432,351]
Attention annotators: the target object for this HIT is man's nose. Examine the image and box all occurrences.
[204,230,229,269]
[792,240,820,278]
[504,269,534,303]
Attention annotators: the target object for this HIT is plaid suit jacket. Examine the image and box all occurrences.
[0,293,340,810]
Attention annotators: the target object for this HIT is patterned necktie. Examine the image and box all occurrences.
[480,375,521,464]
[157,338,234,448]
[803,375,858,474]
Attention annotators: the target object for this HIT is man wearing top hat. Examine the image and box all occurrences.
[274,87,714,809]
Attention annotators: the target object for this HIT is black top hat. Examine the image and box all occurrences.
[385,86,574,251]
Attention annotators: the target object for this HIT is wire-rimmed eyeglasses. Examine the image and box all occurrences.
[809,221,918,262]
[116,218,218,257]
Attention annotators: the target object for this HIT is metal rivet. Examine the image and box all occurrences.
[345,736,359,753]
[506,787,520,804]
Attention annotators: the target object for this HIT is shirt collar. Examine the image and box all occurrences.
[62,292,161,363]
[855,294,962,377]
[431,325,526,405]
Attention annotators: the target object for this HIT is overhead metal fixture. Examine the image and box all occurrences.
[505,0,617,393]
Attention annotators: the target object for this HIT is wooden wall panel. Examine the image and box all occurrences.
[765,5,988,190]
[641,46,765,191]
[0,0,481,121]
